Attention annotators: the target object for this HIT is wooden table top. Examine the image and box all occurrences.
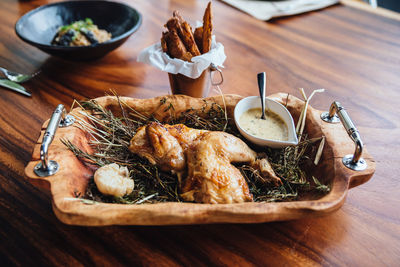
[1,0,399,265]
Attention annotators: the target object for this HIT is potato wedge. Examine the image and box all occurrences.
[194,26,203,53]
[166,17,200,57]
[161,32,168,53]
[202,2,213,53]
[164,30,188,60]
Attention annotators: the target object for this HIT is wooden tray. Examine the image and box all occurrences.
[24,94,375,226]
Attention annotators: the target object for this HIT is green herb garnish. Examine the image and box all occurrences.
[58,18,95,33]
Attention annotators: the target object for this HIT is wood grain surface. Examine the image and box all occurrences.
[1,0,399,265]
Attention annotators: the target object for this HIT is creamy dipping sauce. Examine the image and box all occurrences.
[239,108,288,141]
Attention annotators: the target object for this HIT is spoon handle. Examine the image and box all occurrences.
[257,72,266,119]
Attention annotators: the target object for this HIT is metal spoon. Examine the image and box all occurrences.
[257,72,267,120]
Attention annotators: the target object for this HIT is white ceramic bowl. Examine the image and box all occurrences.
[234,96,298,148]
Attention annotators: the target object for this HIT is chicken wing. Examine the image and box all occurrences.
[129,122,186,172]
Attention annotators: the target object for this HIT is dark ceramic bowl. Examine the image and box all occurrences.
[15,0,142,61]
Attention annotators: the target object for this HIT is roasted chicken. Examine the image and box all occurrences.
[129,122,280,204]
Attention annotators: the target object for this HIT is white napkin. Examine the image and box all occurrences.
[221,0,339,21]
[137,36,226,79]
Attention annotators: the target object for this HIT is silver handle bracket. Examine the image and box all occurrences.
[210,63,223,86]
[34,104,75,177]
[321,101,367,171]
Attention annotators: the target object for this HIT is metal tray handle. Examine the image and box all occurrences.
[321,101,367,171]
[34,104,75,177]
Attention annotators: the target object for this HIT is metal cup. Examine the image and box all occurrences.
[168,64,223,98]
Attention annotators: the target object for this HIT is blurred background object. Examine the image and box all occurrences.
[362,0,400,12]
[220,0,339,21]
[220,0,400,21]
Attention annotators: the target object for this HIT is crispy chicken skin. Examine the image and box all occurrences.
[129,123,205,172]
[129,123,185,172]
[129,122,281,204]
[182,131,254,203]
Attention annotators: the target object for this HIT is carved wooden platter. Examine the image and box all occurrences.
[24,93,375,225]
